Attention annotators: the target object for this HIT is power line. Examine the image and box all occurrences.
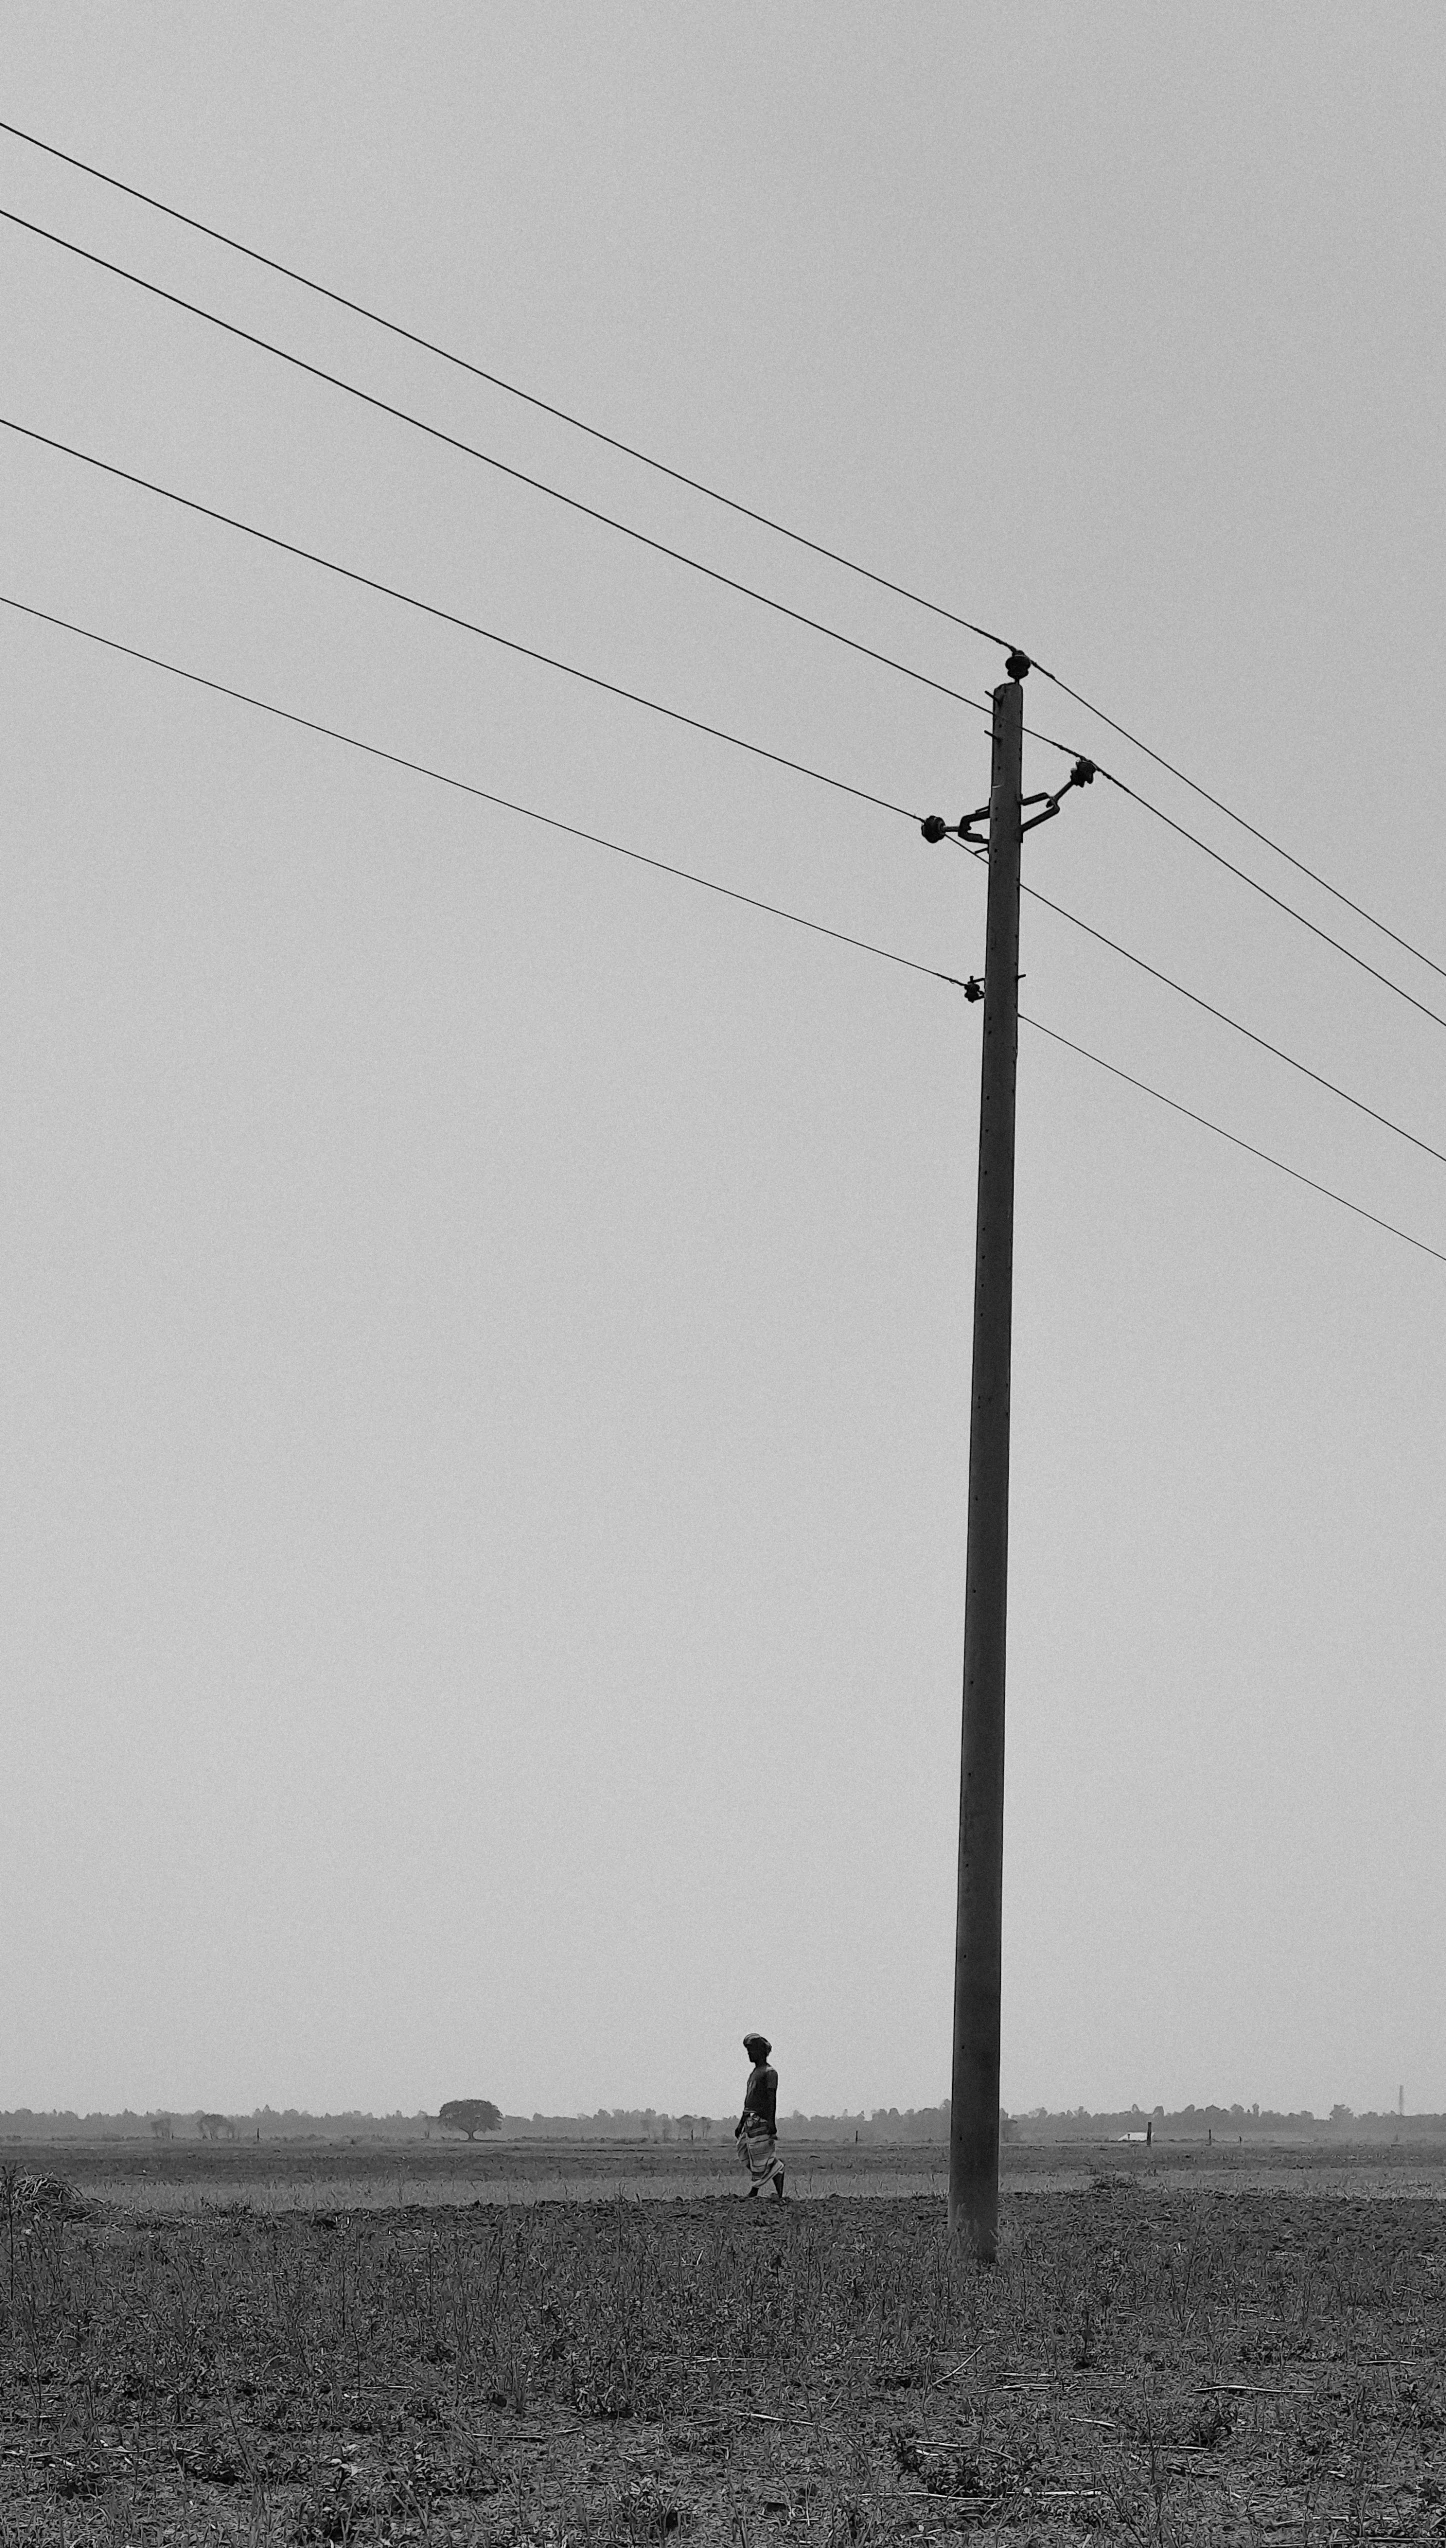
[14,185,1429,1042]
[0,202,995,734]
[12,406,1441,1187]
[1018,876,1446,1176]
[11,402,1442,1184]
[940,739,1446,1043]
[0,415,920,825]
[10,191,1428,1041]
[960,706,1446,1040]
[6,583,1441,1277]
[1094,766,1446,1038]
[0,592,956,988]
[1021,1014,1446,1272]
[1033,660,1446,989]
[0,114,1012,653]
[6,117,1438,993]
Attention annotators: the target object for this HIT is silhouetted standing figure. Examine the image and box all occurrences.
[735,2032,784,2201]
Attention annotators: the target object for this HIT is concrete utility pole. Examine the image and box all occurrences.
[922,673,1091,2261]
[948,661,1027,2260]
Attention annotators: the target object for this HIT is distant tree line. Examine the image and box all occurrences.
[493,2105,959,2144]
[1004,2103,1430,2142]
[0,2108,439,2144]
[4,2100,1436,2147]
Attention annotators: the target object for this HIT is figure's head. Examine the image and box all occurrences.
[743,2032,771,2064]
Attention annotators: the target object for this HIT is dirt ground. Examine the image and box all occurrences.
[4,2142,1446,2544]
[3,2138,949,2217]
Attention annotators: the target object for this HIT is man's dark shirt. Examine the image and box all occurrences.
[740,2063,778,2133]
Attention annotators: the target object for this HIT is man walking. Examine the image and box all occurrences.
[735,2032,784,2201]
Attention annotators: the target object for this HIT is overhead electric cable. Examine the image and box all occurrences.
[1018,878,1446,1175]
[11,403,1440,1178]
[941,748,1446,1038]
[1092,766,1446,1034]
[12,195,1422,1032]
[0,114,1010,652]
[24,177,1417,1028]
[0,203,994,731]
[1020,1014,1446,1271]
[4,119,1436,986]
[11,406,1439,1182]
[1032,661,1446,988]
[7,584,1441,1275]
[0,416,919,824]
[0,592,956,987]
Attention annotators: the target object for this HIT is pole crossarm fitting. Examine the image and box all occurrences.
[1021,756,1097,834]
[920,800,989,849]
[919,760,1093,853]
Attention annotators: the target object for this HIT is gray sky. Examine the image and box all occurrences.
[3,4,1443,2125]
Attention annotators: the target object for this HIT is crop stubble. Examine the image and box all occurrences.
[3,2158,1445,2545]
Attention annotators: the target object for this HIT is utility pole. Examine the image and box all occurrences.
[948,660,1025,2260]
[922,666,1094,2262]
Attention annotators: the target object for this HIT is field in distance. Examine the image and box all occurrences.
[6,2130,1446,2213]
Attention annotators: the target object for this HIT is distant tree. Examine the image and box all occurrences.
[149,2115,173,2141]
[194,2112,229,2141]
[1331,2103,1354,2124]
[438,2099,502,2142]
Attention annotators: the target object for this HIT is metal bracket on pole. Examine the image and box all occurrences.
[920,757,1095,853]
[921,804,989,852]
[1021,757,1096,834]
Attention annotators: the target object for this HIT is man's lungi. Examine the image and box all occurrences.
[738,2115,782,2189]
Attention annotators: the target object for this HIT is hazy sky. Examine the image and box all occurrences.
[3,6,1444,2125]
